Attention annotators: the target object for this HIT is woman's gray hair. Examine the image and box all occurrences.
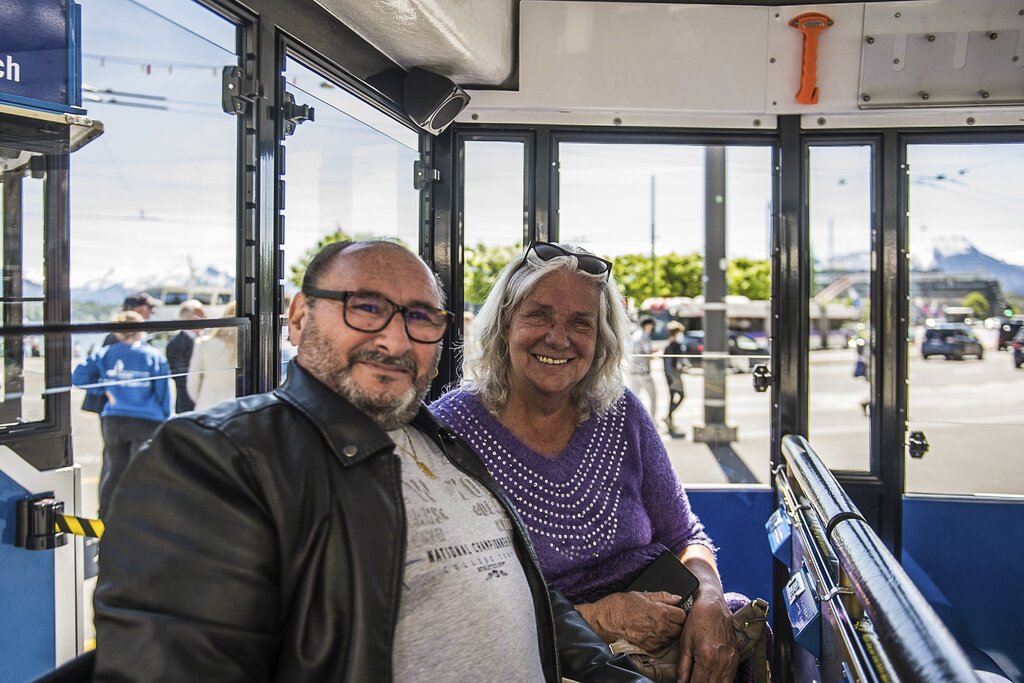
[461,243,630,420]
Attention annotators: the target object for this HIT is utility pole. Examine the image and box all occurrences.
[650,175,657,295]
[694,146,737,444]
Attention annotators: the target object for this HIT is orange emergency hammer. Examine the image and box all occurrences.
[790,12,833,105]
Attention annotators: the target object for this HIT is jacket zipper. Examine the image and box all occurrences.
[433,428,561,683]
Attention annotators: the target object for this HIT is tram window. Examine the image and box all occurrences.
[906,142,1024,496]
[1,156,52,427]
[807,145,872,472]
[70,0,239,323]
[279,57,420,382]
[163,291,189,306]
[0,333,47,427]
[0,168,45,324]
[558,142,772,485]
[463,140,525,342]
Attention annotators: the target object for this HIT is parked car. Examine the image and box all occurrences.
[1012,327,1024,369]
[998,318,1024,351]
[679,330,768,372]
[921,323,984,360]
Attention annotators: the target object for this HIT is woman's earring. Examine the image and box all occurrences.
[433,368,439,378]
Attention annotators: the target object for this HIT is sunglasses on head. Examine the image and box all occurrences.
[520,241,613,280]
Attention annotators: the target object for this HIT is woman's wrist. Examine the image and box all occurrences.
[575,600,614,642]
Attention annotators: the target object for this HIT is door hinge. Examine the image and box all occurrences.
[222,65,258,116]
[282,91,314,137]
[908,430,929,459]
[413,159,440,190]
[751,363,772,392]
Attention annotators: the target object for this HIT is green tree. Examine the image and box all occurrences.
[613,253,658,303]
[962,291,990,319]
[658,252,704,299]
[464,243,521,306]
[613,252,703,303]
[727,258,772,300]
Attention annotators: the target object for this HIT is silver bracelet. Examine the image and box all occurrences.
[682,595,695,613]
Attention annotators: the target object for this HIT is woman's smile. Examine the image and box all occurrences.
[533,353,572,366]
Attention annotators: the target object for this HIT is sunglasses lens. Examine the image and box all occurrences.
[577,257,609,275]
[531,243,565,261]
[526,242,610,278]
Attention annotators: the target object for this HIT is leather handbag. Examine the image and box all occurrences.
[609,597,770,683]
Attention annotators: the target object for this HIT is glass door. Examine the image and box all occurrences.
[901,140,1024,679]
[279,56,421,381]
[806,145,873,472]
[905,142,1024,497]
[556,141,773,485]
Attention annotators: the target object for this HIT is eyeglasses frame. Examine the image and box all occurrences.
[301,286,455,343]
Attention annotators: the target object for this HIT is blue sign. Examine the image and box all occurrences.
[785,567,821,658]
[766,505,792,565]
[0,0,82,114]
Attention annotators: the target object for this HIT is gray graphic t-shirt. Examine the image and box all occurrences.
[390,427,546,682]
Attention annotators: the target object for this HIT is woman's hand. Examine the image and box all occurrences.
[676,591,738,683]
[577,591,687,651]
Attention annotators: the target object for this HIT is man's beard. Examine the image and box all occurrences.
[300,321,440,431]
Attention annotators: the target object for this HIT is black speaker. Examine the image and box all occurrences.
[402,68,470,135]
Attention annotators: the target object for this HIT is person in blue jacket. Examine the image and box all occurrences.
[73,311,171,517]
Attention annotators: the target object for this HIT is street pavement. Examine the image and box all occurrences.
[639,343,1023,495]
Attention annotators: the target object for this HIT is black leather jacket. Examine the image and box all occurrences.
[94,362,646,682]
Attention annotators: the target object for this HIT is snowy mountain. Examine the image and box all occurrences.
[910,234,970,271]
[820,235,1024,294]
[21,264,237,307]
[912,235,1024,294]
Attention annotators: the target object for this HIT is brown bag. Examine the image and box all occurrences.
[609,598,770,683]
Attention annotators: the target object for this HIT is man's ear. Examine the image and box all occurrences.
[287,292,309,347]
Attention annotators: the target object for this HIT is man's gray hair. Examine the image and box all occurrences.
[460,243,630,421]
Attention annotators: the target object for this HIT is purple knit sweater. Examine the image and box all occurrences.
[431,387,714,604]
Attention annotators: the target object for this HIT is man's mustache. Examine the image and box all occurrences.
[350,348,417,374]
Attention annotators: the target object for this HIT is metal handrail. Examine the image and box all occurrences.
[782,435,864,535]
[780,435,979,683]
[830,519,979,682]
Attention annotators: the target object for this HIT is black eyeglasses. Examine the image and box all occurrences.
[302,287,454,343]
[520,241,612,280]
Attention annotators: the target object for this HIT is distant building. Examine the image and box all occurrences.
[910,273,1004,322]
[815,269,1005,323]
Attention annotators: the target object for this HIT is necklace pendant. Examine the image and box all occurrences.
[415,460,437,480]
[398,427,436,480]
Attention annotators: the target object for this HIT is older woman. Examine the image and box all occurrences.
[432,242,740,682]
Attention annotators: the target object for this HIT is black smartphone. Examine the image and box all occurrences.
[626,550,700,600]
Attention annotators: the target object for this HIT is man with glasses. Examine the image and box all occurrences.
[93,240,644,682]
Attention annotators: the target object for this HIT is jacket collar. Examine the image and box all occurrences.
[274,360,450,467]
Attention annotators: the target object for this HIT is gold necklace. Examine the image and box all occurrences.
[395,427,436,480]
